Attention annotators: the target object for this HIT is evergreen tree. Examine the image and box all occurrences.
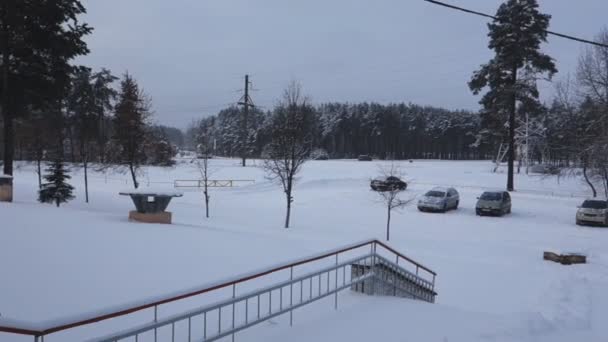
[469,0,557,191]
[109,73,150,188]
[91,68,118,162]
[1,0,92,176]
[38,159,75,207]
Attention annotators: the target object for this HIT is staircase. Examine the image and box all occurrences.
[0,239,437,342]
[351,255,437,303]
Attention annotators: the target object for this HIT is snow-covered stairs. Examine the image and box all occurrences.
[351,255,437,303]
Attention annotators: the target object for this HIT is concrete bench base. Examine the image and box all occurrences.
[0,184,13,202]
[129,211,172,224]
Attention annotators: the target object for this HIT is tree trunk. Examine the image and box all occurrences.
[204,181,209,219]
[84,157,89,203]
[582,162,597,198]
[1,10,13,176]
[129,164,139,189]
[285,193,291,229]
[386,206,391,241]
[507,65,517,192]
[37,157,42,188]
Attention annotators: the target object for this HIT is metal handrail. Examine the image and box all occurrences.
[0,239,436,340]
[87,254,375,342]
[174,179,256,188]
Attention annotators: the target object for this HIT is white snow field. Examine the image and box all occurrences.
[1,159,608,341]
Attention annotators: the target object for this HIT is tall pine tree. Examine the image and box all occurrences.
[1,0,92,176]
[39,159,75,207]
[469,0,557,191]
[110,73,150,189]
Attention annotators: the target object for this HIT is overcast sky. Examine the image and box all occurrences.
[78,0,608,128]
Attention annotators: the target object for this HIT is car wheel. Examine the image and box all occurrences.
[454,200,459,210]
[442,203,448,213]
[576,219,582,226]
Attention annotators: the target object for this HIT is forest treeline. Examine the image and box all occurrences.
[189,103,490,161]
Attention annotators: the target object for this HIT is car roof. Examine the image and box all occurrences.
[430,187,450,192]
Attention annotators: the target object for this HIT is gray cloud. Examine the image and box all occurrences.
[78,0,608,128]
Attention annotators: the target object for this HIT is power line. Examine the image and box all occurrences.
[423,0,608,49]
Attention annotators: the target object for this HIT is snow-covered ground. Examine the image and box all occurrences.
[1,159,607,341]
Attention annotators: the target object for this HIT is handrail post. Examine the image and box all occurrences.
[232,284,236,342]
[289,266,294,326]
[370,242,377,295]
[154,305,158,342]
[334,253,339,310]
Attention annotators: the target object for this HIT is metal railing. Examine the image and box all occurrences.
[0,239,436,342]
[174,180,256,189]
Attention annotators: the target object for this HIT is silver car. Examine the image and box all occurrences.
[476,191,512,216]
[576,199,608,226]
[417,187,460,212]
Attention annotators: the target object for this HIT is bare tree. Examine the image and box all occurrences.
[262,81,313,228]
[577,29,608,109]
[195,136,215,218]
[374,163,414,241]
[573,29,608,197]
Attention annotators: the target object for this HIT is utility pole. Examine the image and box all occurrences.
[238,74,254,167]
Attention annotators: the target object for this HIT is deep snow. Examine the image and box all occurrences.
[1,159,607,341]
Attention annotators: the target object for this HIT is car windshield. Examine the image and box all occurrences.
[425,191,445,198]
[480,192,502,201]
[582,200,608,209]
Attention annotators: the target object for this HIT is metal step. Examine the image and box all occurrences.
[350,255,437,303]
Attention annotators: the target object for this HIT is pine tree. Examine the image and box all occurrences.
[469,0,557,191]
[1,0,92,176]
[110,73,150,188]
[39,159,75,207]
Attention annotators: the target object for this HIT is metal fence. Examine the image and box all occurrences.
[174,180,256,189]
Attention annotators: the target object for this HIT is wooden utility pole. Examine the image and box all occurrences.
[238,74,254,167]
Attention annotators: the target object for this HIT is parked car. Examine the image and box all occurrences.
[576,199,608,226]
[311,148,330,160]
[476,191,511,216]
[370,176,407,192]
[529,164,560,175]
[418,187,460,212]
[358,155,373,161]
